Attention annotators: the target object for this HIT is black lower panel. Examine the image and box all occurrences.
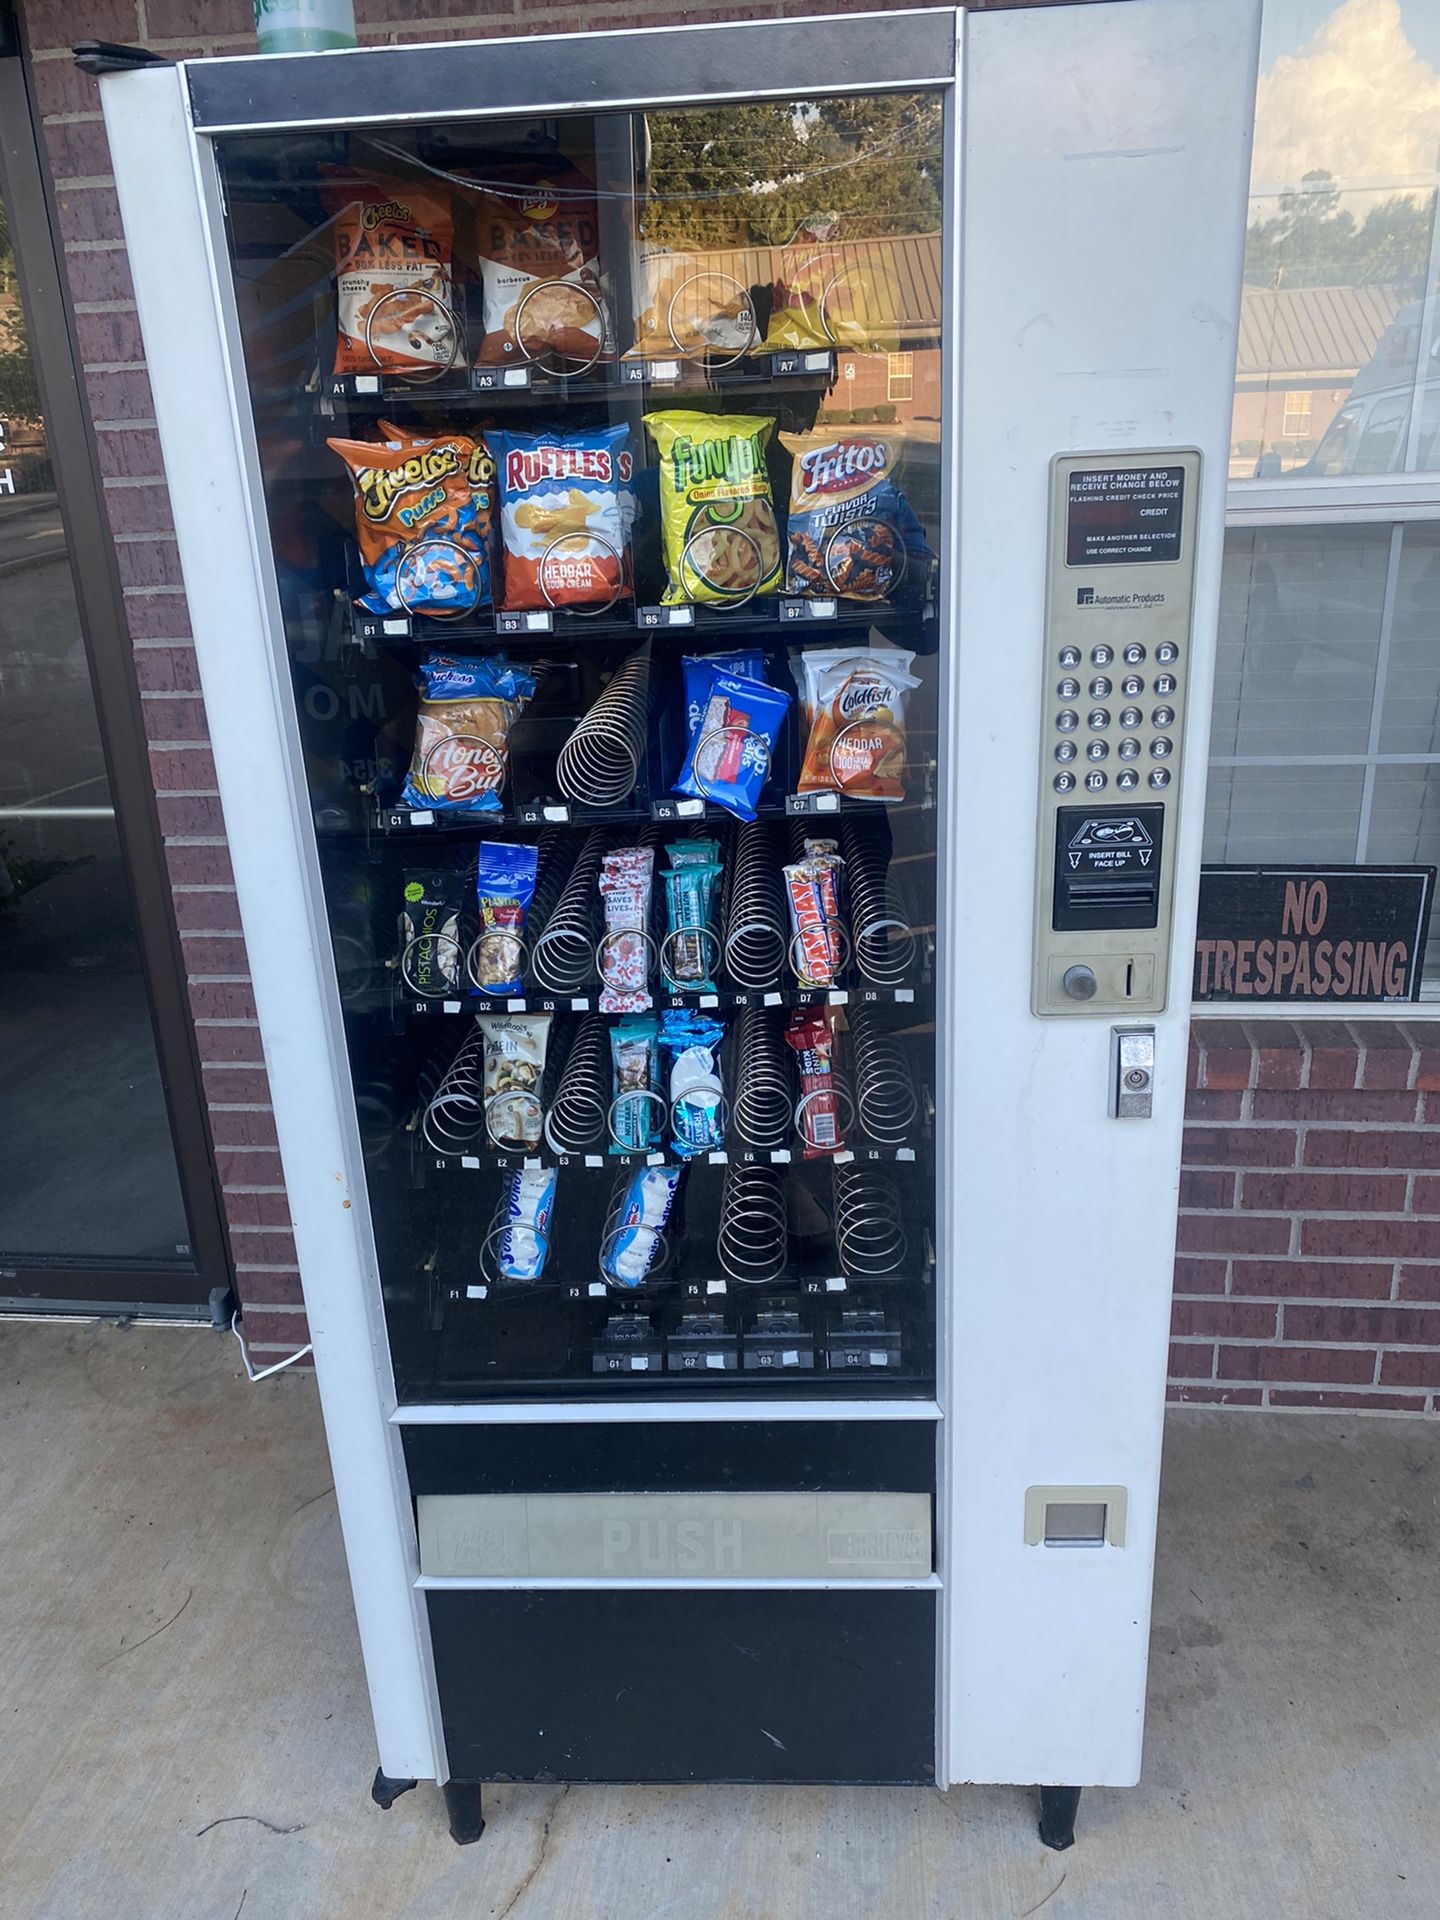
[430,1588,935,1784]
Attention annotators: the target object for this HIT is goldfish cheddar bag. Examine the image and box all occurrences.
[331,179,456,378]
[329,429,496,618]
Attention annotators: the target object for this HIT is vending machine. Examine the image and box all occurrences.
[88,0,1260,1846]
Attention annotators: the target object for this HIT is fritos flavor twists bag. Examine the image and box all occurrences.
[331,179,456,378]
[780,430,932,602]
[490,425,631,612]
[794,647,918,804]
[401,653,535,815]
[329,429,496,618]
[645,410,783,607]
[473,168,609,370]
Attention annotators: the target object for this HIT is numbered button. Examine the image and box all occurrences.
[1058,646,1081,669]
[1122,643,1146,665]
[1154,672,1177,696]
[1116,767,1140,791]
[1118,737,1141,760]
[1055,740,1077,763]
[1057,677,1080,699]
[1087,708,1110,731]
[1056,709,1079,733]
[1054,771,1076,793]
[1086,739,1109,761]
[1121,675,1144,698]
[1151,736,1173,758]
[1119,706,1143,730]
[1156,641,1179,665]
[1090,676,1112,699]
[1149,767,1171,789]
[1084,770,1107,792]
[1152,705,1175,729]
[1091,644,1114,667]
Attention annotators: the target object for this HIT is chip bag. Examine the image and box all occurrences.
[331,178,456,378]
[645,411,783,606]
[630,243,758,361]
[780,430,931,602]
[489,425,631,612]
[401,654,535,814]
[471,840,539,995]
[793,647,918,804]
[472,166,608,370]
[758,216,900,356]
[329,429,496,618]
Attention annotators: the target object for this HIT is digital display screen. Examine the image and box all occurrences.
[1066,465,1185,566]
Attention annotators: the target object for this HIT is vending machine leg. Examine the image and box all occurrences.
[1037,1785,1082,1850]
[370,1768,418,1811]
[442,1780,486,1845]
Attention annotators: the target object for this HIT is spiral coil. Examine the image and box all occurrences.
[529,826,606,994]
[847,1006,920,1146]
[542,1013,611,1154]
[831,1161,908,1278]
[716,1161,789,1285]
[729,1004,792,1151]
[420,1024,488,1156]
[556,652,651,807]
[722,819,789,990]
[838,815,917,986]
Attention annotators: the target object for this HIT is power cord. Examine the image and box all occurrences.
[230,1309,313,1382]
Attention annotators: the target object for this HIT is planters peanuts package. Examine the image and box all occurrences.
[674,658,791,821]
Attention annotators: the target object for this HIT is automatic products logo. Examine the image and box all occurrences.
[1076,586,1166,609]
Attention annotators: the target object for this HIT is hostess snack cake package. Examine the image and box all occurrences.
[471,841,538,996]
[674,659,791,822]
[645,411,783,606]
[490,425,631,612]
[780,430,932,602]
[660,839,722,993]
[399,870,465,997]
[660,1008,726,1158]
[598,846,654,1014]
[329,428,495,617]
[401,654,535,814]
[601,1162,683,1288]
[494,1166,557,1281]
[609,1015,661,1153]
[793,647,919,804]
[472,166,608,370]
[330,177,456,378]
[479,1012,550,1149]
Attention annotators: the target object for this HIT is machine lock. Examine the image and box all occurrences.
[1109,1027,1155,1118]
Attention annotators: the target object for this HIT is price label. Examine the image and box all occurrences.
[408,810,435,827]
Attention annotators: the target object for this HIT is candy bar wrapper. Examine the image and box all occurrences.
[479,1012,551,1150]
[609,1014,660,1154]
[661,839,722,993]
[471,840,538,996]
[602,1163,683,1288]
[674,661,791,822]
[660,1008,726,1157]
[783,841,846,988]
[785,1006,845,1159]
[496,1166,557,1281]
[598,845,654,1012]
[399,869,465,996]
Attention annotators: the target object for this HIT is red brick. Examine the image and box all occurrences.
[1182,1125,1297,1169]
[1421,1091,1440,1125]
[1307,1044,1360,1090]
[1253,1090,1420,1123]
[216,1148,282,1186]
[183,934,248,977]
[234,1310,312,1353]
[1182,1089,1245,1123]
[164,843,234,888]
[1415,1049,1440,1092]
[142,695,209,743]
[202,1065,273,1105]
[232,1269,305,1308]
[147,0,255,32]
[1285,1303,1440,1346]
[73,308,142,365]
[1301,1217,1440,1262]
[1241,1172,1407,1213]
[59,246,135,307]
[84,367,155,424]
[1173,1256,1227,1295]
[1268,1389,1423,1411]
[1398,1266,1440,1303]
[187,979,257,1021]
[30,57,103,120]
[1379,1351,1440,1388]
[1199,1047,1251,1091]
[229,1229,298,1267]
[1360,1044,1414,1090]
[55,185,123,246]
[1255,1048,1303,1090]
[148,745,216,793]
[122,592,191,640]
[26,0,140,49]
[1179,1170,1233,1209]
[1304,1129,1440,1170]
[171,887,242,931]
[222,1191,293,1229]
[1218,1344,1376,1385]
[209,1108,280,1150]
[1230,1260,1394,1301]
[194,1023,263,1065]
[357,0,514,17]
[41,116,115,181]
[1172,1299,1277,1340]
[1167,1384,1264,1406]
[1175,1213,1291,1256]
[133,646,201,694]
[1413,1177,1440,1215]
[94,426,165,481]
[1168,1341,1214,1381]
[156,793,225,837]
[119,540,184,591]
[105,483,177,538]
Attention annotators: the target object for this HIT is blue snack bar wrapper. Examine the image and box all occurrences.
[674,661,791,822]
[602,1162,683,1287]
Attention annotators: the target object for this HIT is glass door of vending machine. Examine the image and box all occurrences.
[91,0,1260,1845]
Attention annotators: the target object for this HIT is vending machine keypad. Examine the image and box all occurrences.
[1032,452,1202,1016]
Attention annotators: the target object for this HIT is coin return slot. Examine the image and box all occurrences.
[1044,1502,1107,1547]
[1024,1484,1128,1547]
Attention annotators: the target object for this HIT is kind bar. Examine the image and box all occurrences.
[401,654,535,815]
[609,1014,660,1153]
[329,428,495,617]
[661,839,722,993]
[780,431,931,602]
[399,870,464,997]
[479,1012,550,1149]
[785,1005,844,1159]
[472,165,608,370]
[598,846,655,1013]
[490,425,631,612]
[330,177,456,378]
[783,838,845,987]
[794,647,918,804]
[645,410,783,606]
[472,840,538,995]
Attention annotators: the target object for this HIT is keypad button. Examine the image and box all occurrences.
[1057,677,1080,699]
[1089,676,1112,700]
[1054,771,1076,793]
[1121,675,1144,698]
[1058,646,1081,669]
[1056,709,1079,733]
[1148,767,1171,789]
[1153,673,1177,696]
[1087,708,1110,731]
[1155,641,1179,664]
[1118,737,1141,760]
[1122,643,1146,665]
[1084,770,1107,792]
[1116,767,1140,791]
[1086,739,1108,761]
[1152,705,1175,728]
[1151,735,1173,758]
[1090,644,1114,667]
[1119,706,1143,730]
[1055,740,1077,763]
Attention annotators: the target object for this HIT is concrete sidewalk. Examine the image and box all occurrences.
[0,1320,1435,1920]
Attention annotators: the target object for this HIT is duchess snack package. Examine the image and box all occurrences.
[780,430,931,602]
[331,178,455,377]
[785,1005,845,1158]
[495,1166,557,1281]
[479,1012,551,1149]
[472,841,539,995]
[794,647,918,803]
[645,411,783,606]
[399,870,464,996]
[329,429,496,617]
[473,167,608,369]
[674,659,791,822]
[490,425,631,611]
[401,654,535,814]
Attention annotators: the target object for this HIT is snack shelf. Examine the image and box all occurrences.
[395,982,926,1019]
[347,594,936,647]
[420,1141,928,1176]
[376,793,934,833]
[321,349,838,410]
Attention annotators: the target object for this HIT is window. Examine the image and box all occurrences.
[886,351,913,402]
[1281,390,1312,437]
